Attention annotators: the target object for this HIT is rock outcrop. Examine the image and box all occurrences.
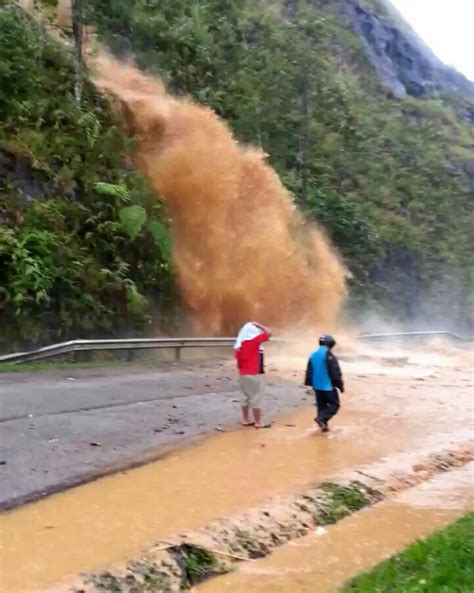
[344,0,474,99]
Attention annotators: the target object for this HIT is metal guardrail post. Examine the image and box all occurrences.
[175,346,181,362]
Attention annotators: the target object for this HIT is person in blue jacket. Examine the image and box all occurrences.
[304,334,344,432]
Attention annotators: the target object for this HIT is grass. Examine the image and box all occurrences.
[0,360,126,373]
[0,357,182,374]
[340,512,474,592]
[173,543,226,586]
[319,483,369,524]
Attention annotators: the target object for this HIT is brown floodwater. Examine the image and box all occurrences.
[0,405,414,593]
[198,463,474,593]
[1,353,471,593]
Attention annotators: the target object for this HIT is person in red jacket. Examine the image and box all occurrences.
[234,321,272,428]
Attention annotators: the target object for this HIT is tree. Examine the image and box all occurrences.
[72,0,84,107]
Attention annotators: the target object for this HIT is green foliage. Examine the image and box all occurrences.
[179,544,222,585]
[320,483,369,524]
[94,182,131,202]
[2,0,473,345]
[342,512,474,592]
[0,360,122,373]
[119,205,147,239]
[0,4,176,347]
[148,219,173,261]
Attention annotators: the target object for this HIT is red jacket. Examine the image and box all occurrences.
[235,331,270,375]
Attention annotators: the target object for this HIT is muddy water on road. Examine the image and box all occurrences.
[199,463,474,593]
[1,354,471,593]
[0,406,413,593]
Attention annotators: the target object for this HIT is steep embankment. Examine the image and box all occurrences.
[1,0,473,347]
[0,2,176,350]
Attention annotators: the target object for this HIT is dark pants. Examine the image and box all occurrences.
[315,389,340,426]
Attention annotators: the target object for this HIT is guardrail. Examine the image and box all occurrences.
[358,331,467,342]
[0,337,237,365]
[0,331,469,366]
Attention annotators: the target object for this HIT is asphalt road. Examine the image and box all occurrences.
[0,361,309,509]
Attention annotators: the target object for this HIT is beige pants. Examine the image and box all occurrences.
[239,375,264,409]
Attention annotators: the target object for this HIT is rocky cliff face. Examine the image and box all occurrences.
[344,0,474,99]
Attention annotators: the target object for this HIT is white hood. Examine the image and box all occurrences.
[234,322,263,350]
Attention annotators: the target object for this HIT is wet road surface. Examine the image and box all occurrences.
[0,360,310,509]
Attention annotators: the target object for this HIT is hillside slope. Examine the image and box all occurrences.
[0,2,176,348]
[69,0,474,328]
[0,0,473,347]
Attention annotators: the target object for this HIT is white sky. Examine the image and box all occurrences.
[390,0,474,81]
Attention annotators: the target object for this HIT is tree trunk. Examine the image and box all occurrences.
[72,0,84,108]
[299,72,309,203]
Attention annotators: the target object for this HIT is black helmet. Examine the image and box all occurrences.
[319,334,336,348]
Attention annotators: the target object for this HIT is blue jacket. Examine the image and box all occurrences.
[305,346,344,392]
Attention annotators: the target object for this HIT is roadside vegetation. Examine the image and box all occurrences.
[1,0,473,350]
[0,360,124,373]
[0,3,176,349]
[341,512,474,593]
